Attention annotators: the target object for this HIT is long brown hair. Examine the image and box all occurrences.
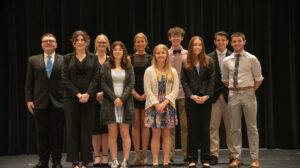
[151,44,174,82]
[185,36,210,70]
[108,41,130,69]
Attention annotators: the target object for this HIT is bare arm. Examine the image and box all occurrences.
[253,80,262,91]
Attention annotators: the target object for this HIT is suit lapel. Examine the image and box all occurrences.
[39,54,48,78]
[213,51,222,79]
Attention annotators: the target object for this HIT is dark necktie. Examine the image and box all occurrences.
[46,56,53,78]
[173,49,181,54]
[233,54,240,88]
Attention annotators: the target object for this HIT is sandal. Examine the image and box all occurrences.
[72,162,80,168]
[101,155,109,167]
[82,162,89,168]
[93,156,101,167]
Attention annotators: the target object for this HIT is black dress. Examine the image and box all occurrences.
[131,53,152,109]
[94,56,109,134]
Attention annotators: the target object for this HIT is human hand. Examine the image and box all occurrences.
[27,101,35,114]
[139,94,146,101]
[79,93,90,103]
[114,98,123,107]
[96,92,104,104]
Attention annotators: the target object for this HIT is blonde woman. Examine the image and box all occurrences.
[144,44,179,167]
[130,33,152,165]
[92,34,110,167]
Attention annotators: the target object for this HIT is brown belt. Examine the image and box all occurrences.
[229,86,253,91]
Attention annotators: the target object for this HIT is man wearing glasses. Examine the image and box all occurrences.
[25,33,65,168]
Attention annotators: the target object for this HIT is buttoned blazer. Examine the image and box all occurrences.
[181,57,215,103]
[25,53,64,109]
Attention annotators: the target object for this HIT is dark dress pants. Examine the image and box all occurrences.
[33,101,65,164]
[186,99,212,164]
[64,97,95,162]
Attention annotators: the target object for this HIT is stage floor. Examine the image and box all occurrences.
[1,149,300,168]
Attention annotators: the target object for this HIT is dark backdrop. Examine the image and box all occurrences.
[1,0,299,155]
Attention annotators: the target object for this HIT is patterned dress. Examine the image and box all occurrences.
[145,75,178,128]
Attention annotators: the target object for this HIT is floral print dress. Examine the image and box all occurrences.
[145,75,178,128]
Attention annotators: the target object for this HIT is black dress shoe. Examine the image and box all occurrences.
[34,162,49,168]
[52,161,63,168]
[93,163,101,167]
[209,155,218,165]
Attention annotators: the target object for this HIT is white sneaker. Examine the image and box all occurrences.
[111,159,119,168]
[120,159,129,168]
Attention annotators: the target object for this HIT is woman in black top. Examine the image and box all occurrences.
[181,36,214,168]
[129,33,152,165]
[92,34,110,167]
[62,30,99,168]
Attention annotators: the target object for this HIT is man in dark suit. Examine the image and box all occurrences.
[25,33,64,168]
[207,31,234,165]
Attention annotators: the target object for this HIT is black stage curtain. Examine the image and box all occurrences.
[1,0,299,155]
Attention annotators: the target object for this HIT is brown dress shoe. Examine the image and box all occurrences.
[229,158,243,168]
[250,159,260,168]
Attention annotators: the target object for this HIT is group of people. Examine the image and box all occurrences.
[25,27,263,168]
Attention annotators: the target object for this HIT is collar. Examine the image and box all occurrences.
[44,52,55,58]
[170,46,183,52]
[216,49,227,55]
[233,50,245,57]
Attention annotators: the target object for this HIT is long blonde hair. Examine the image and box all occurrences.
[151,44,174,82]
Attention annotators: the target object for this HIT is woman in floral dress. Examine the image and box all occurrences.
[143,44,179,167]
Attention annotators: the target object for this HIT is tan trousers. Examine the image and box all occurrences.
[228,89,259,159]
[210,93,234,159]
[170,98,188,160]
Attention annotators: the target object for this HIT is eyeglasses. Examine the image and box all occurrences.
[42,40,56,44]
[112,48,123,52]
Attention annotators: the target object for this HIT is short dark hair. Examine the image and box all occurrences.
[41,33,56,42]
[168,27,185,37]
[214,31,229,40]
[231,32,246,41]
[108,41,130,69]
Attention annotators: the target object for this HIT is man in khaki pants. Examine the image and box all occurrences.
[222,32,263,168]
[208,31,235,165]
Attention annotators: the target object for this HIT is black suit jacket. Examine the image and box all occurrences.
[181,57,215,103]
[62,52,99,99]
[25,53,64,109]
[207,49,232,103]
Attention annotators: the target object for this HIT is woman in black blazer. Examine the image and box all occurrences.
[62,30,99,168]
[100,41,135,168]
[181,36,215,168]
